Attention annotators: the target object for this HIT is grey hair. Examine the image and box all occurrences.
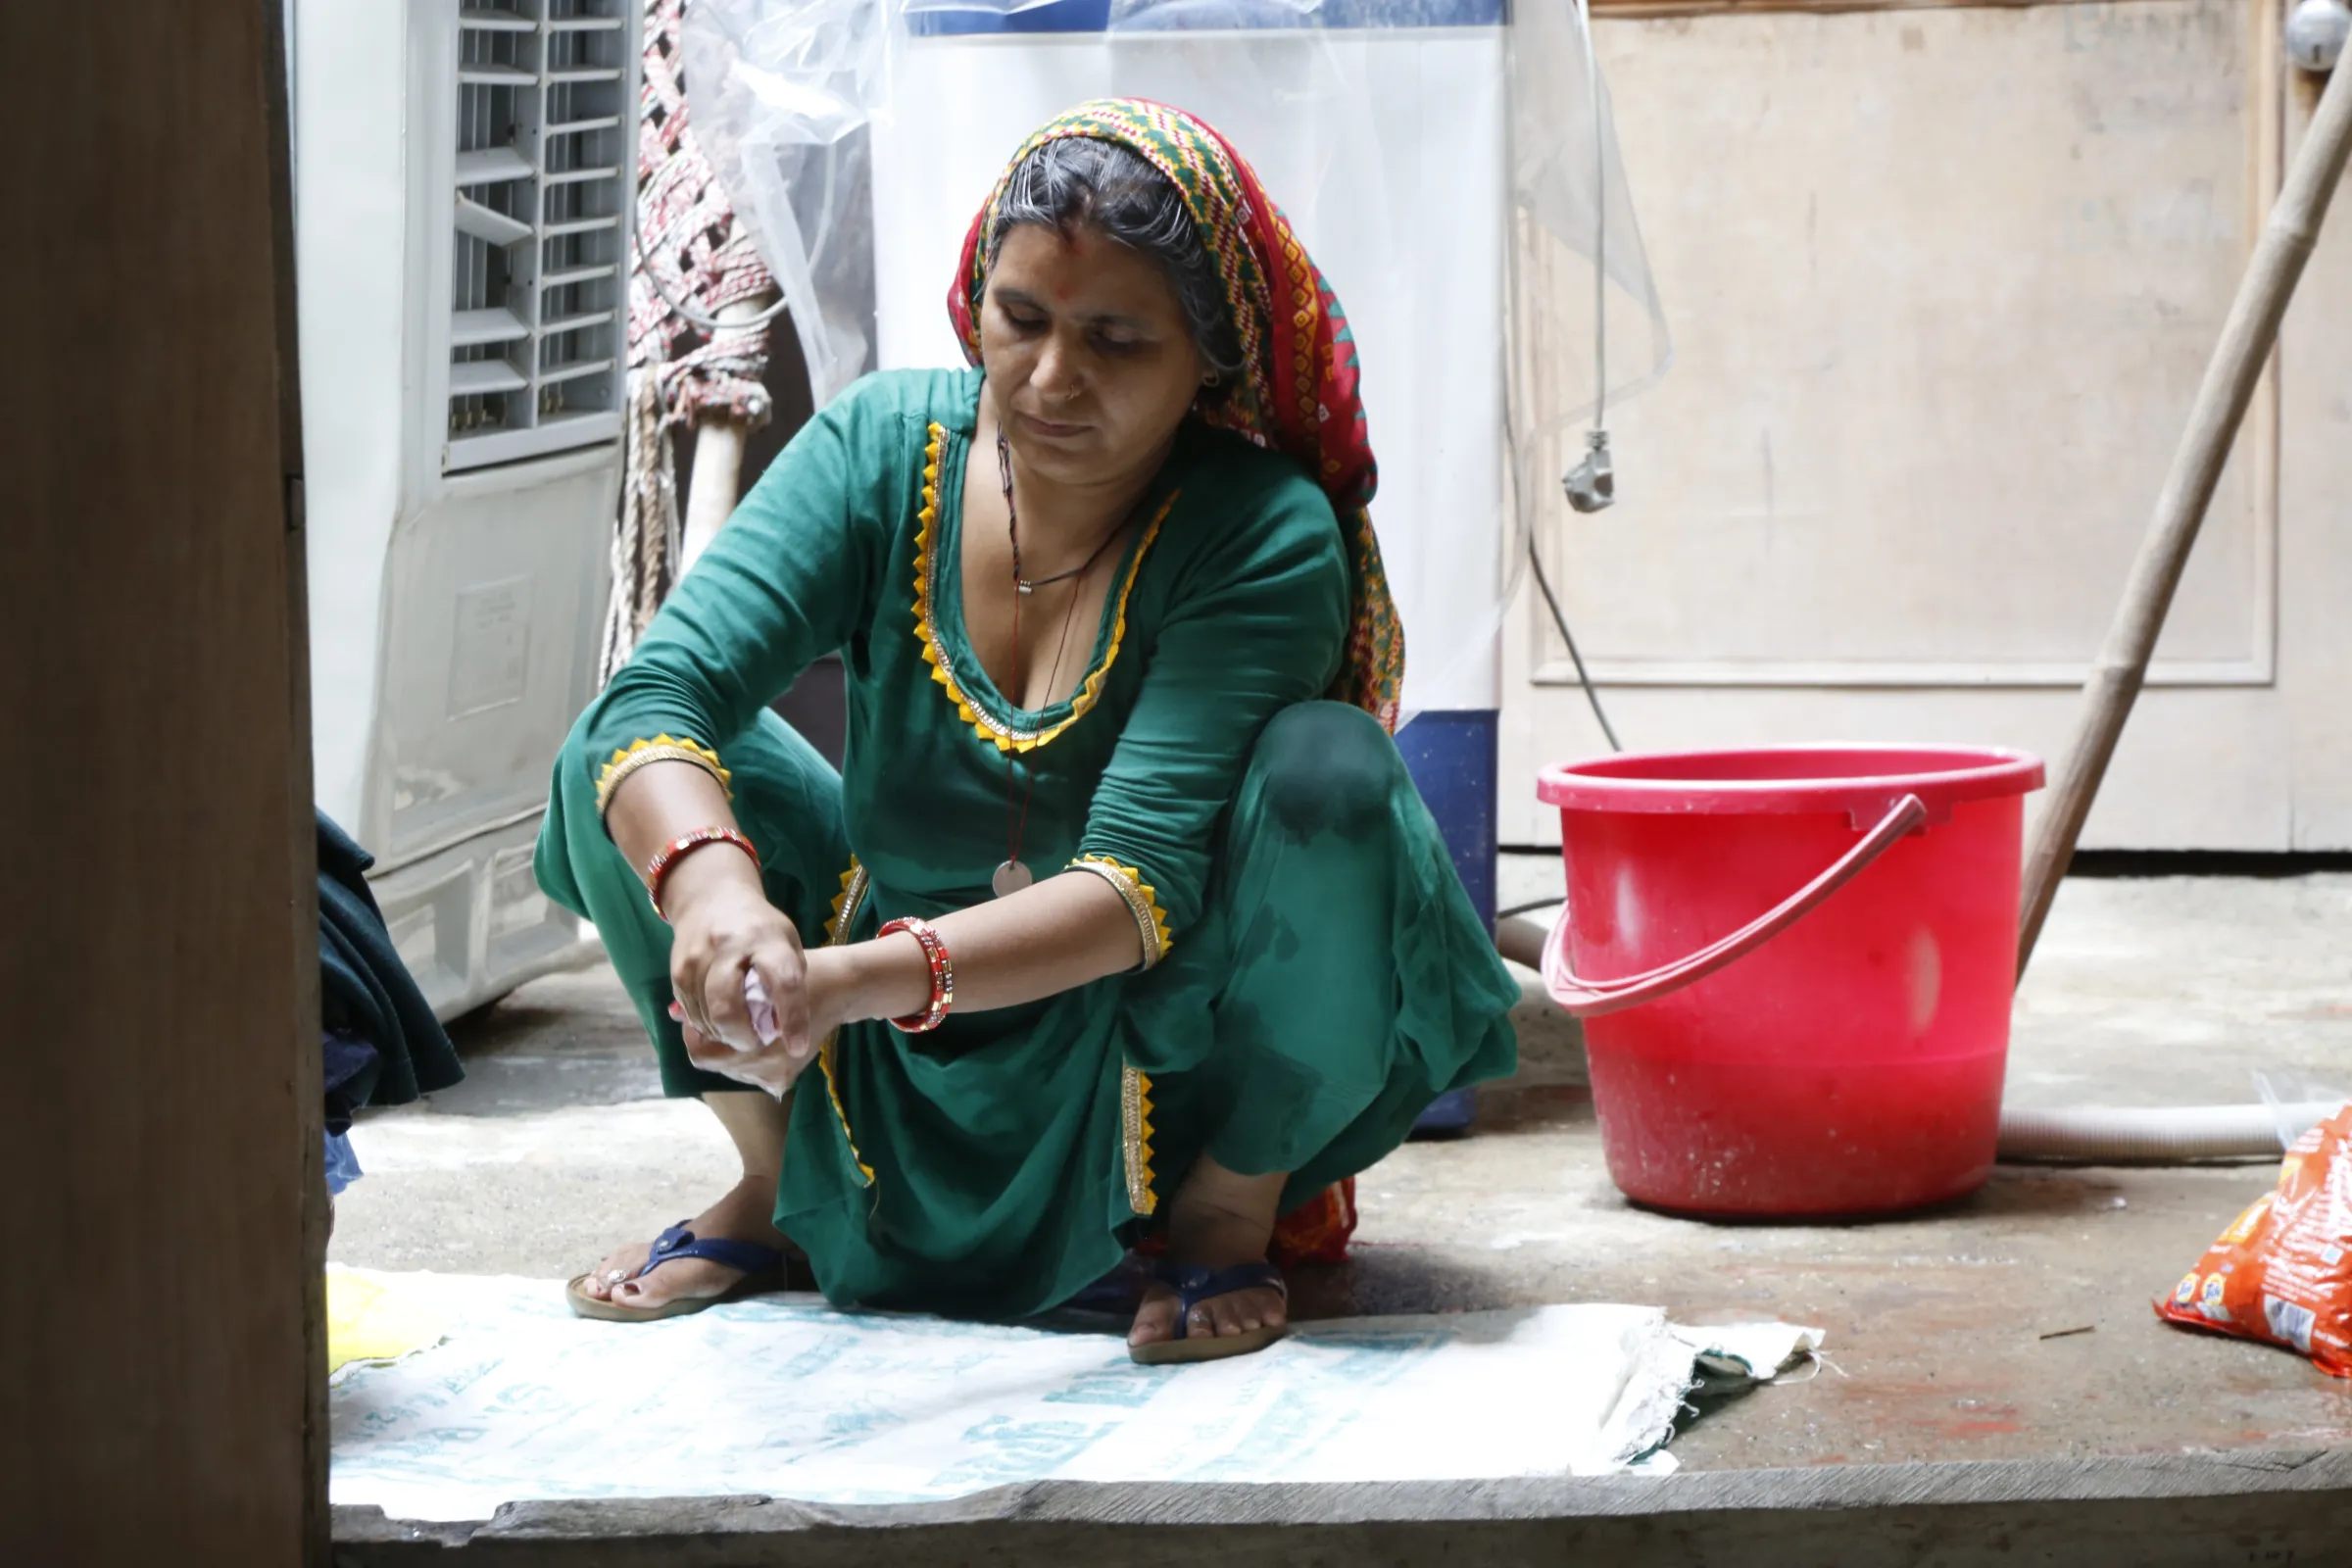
[985,137,1246,395]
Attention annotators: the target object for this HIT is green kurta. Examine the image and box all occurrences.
[537,368,1518,1320]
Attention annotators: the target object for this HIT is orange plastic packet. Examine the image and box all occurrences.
[2155,1102,2352,1376]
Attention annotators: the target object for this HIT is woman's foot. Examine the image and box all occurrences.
[574,1172,787,1312]
[1128,1157,1289,1353]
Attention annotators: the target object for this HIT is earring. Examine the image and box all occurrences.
[1202,370,1221,388]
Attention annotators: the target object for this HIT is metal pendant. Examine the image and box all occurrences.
[991,858,1034,898]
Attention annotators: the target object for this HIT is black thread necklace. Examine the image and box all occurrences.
[991,429,1129,898]
[1004,432,1130,594]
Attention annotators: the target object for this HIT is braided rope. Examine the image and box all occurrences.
[600,0,779,684]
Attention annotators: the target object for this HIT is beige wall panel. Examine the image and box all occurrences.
[1504,682,2294,851]
[1502,1,2349,851]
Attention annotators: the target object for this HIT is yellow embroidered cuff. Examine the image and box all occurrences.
[1070,856,1172,970]
[596,735,732,817]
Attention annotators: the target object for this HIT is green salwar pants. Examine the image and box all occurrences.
[536,701,1519,1321]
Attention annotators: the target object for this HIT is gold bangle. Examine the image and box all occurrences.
[1070,857,1171,971]
[596,735,733,817]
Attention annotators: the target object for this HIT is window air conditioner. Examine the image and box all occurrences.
[293,0,642,1018]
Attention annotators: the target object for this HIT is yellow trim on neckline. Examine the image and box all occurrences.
[909,420,1173,754]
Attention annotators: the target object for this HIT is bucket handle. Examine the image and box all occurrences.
[1542,793,1930,1018]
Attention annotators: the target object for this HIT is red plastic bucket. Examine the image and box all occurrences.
[1537,745,2044,1218]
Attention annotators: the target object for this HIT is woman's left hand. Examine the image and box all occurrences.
[672,946,857,1099]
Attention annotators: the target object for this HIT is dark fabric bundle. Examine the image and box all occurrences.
[318,810,463,1130]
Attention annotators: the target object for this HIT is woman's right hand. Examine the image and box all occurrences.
[661,848,816,1095]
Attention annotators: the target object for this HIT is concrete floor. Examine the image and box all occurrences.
[330,864,2352,1472]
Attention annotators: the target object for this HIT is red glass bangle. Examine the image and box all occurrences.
[877,916,954,1034]
[643,827,760,920]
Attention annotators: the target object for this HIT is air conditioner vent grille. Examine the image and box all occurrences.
[445,0,632,471]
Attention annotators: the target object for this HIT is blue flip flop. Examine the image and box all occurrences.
[1129,1259,1290,1365]
[566,1220,790,1322]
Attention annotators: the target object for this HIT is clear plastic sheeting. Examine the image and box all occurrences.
[681,0,888,405]
[686,0,1667,715]
[1508,0,1672,429]
[1495,0,1671,726]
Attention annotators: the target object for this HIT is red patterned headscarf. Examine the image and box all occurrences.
[948,98,1404,734]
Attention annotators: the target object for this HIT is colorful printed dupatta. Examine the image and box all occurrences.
[946,96,1406,735]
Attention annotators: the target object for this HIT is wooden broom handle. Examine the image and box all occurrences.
[2018,60,2352,981]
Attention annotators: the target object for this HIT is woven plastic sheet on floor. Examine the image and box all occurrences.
[329,1271,1819,1522]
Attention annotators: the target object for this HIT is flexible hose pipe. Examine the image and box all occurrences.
[1491,916,2334,1163]
[1993,1102,2337,1164]
[1494,915,1548,971]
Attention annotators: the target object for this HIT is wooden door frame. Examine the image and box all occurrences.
[2,2,322,1561]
